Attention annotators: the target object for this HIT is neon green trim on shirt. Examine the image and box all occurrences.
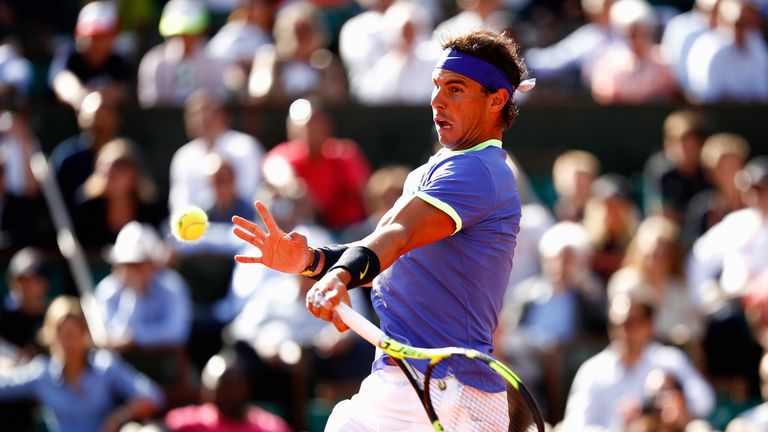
[438,139,502,156]
[415,192,462,234]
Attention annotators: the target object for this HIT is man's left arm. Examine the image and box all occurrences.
[308,194,457,328]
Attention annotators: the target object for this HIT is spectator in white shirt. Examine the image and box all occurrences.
[524,0,619,91]
[207,0,274,96]
[338,0,396,97]
[207,0,274,65]
[660,0,719,92]
[687,156,768,312]
[685,0,768,103]
[137,0,228,107]
[560,294,714,431]
[433,0,514,39]
[355,1,436,105]
[169,89,264,215]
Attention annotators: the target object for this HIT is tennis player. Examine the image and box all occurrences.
[233,29,534,431]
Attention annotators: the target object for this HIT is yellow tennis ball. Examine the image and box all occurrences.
[173,207,209,241]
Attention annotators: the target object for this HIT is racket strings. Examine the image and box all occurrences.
[426,357,542,432]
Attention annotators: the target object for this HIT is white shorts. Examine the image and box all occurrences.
[324,363,509,432]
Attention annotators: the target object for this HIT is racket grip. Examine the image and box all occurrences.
[335,303,386,347]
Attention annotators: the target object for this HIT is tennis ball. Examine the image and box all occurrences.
[173,207,209,241]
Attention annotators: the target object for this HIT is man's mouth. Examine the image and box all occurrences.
[435,118,453,130]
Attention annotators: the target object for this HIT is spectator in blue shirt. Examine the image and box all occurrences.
[95,221,192,350]
[0,295,163,432]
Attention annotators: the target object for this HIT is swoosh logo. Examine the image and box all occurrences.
[359,261,370,280]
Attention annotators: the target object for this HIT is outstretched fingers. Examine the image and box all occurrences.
[254,201,283,236]
[234,254,264,264]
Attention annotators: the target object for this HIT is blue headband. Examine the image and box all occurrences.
[435,47,514,95]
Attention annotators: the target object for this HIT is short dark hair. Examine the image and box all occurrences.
[440,30,528,129]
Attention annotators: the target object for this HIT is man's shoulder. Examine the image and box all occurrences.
[154,268,191,296]
[219,130,264,153]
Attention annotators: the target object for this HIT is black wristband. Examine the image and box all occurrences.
[328,246,381,288]
[309,245,348,280]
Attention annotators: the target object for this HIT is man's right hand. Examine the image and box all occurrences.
[232,201,313,274]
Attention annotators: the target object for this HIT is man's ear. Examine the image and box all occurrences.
[489,89,509,112]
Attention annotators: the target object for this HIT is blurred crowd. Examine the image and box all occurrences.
[0,0,766,431]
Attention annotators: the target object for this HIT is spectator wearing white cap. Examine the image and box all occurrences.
[49,1,130,110]
[138,0,228,107]
[685,0,768,102]
[94,221,192,350]
[590,0,678,104]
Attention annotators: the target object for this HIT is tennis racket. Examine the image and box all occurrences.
[334,303,545,432]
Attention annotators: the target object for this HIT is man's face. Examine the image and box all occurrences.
[115,262,155,294]
[431,68,499,150]
[611,303,654,351]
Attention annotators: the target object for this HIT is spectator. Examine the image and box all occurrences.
[164,351,292,432]
[0,39,33,104]
[74,138,165,250]
[49,1,129,109]
[207,0,275,97]
[202,153,256,223]
[687,156,768,311]
[248,1,348,106]
[51,92,121,210]
[685,0,768,103]
[643,109,710,222]
[339,164,410,243]
[590,0,678,104]
[500,222,605,391]
[434,0,514,39]
[583,173,640,283]
[685,132,749,241]
[95,221,192,350]
[726,352,768,432]
[207,0,274,65]
[608,216,703,345]
[264,98,370,230]
[0,108,40,198]
[138,0,228,108]
[552,149,601,222]
[0,247,48,430]
[560,294,714,431]
[626,369,714,432]
[0,295,163,432]
[660,0,719,92]
[355,1,436,105]
[169,89,264,215]
[338,0,396,98]
[0,147,45,251]
[0,247,48,357]
[524,0,618,94]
